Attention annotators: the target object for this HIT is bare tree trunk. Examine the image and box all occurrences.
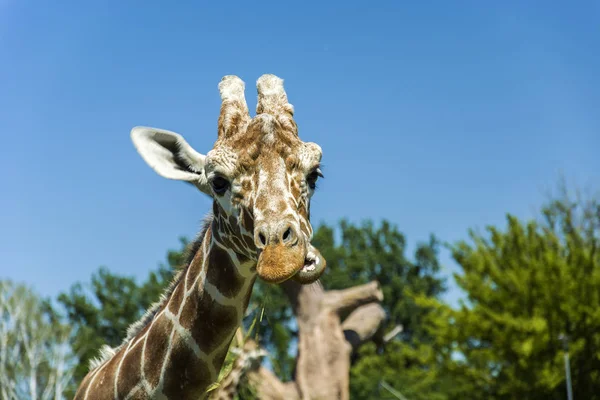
[211,280,386,400]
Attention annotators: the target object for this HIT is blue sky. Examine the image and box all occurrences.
[1,1,598,307]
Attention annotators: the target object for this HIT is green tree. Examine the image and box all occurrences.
[430,186,600,399]
[326,220,447,399]
[249,219,448,399]
[57,238,187,387]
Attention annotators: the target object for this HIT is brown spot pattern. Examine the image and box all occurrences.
[86,357,118,399]
[168,281,185,314]
[162,337,213,399]
[206,246,246,298]
[144,313,174,388]
[180,290,239,355]
[116,340,144,397]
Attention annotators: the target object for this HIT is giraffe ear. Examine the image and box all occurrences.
[130,126,211,195]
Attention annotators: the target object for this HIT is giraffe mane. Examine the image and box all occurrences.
[88,213,214,371]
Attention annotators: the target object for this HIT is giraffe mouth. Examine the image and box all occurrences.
[293,245,326,284]
[255,243,326,284]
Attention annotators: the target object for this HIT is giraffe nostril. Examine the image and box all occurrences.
[258,232,267,247]
[282,227,292,242]
[281,225,298,246]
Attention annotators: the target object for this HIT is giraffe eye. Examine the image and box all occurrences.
[211,177,230,195]
[307,169,323,190]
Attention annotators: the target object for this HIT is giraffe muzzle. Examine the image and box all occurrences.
[255,233,326,284]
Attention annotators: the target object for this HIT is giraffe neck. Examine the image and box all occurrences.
[75,221,258,400]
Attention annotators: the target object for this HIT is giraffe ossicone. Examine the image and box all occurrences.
[73,74,327,399]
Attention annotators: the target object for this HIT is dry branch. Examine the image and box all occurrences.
[341,302,387,349]
[322,281,383,315]
[247,366,300,400]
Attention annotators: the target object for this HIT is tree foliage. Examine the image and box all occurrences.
[0,280,75,400]
[319,220,448,399]
[238,219,447,398]
[424,186,600,399]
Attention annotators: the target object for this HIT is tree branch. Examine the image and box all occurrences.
[383,325,403,343]
[341,303,387,349]
[219,280,388,399]
[322,281,383,315]
[246,366,300,400]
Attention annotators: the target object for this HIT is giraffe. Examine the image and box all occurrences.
[73,74,327,400]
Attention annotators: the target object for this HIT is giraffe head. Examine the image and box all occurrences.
[131,74,326,285]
